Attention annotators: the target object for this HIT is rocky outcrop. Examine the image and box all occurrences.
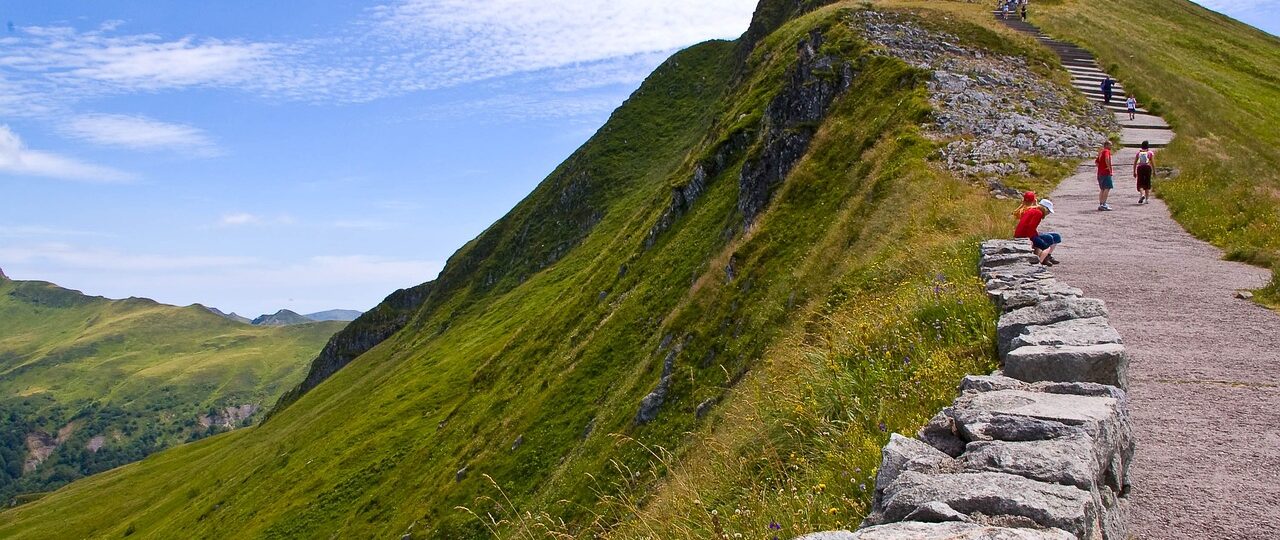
[266,282,434,420]
[738,29,854,227]
[801,240,1133,540]
[199,404,261,429]
[854,12,1112,185]
[644,131,751,249]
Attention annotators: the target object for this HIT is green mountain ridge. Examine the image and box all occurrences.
[2,0,1276,537]
[0,273,345,504]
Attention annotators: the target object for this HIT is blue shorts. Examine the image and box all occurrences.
[1098,175,1114,189]
[1031,233,1062,250]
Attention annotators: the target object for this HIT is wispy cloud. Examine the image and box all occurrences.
[61,114,222,155]
[0,225,114,238]
[0,124,134,182]
[219,212,261,226]
[0,242,252,272]
[0,1,756,109]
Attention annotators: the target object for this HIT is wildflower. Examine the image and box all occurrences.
[828,507,839,515]
[769,522,783,530]
[816,483,826,492]
[878,421,887,432]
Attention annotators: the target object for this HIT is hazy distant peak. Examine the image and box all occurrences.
[303,309,363,322]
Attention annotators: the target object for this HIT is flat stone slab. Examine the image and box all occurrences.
[880,471,1099,538]
[797,522,1075,539]
[989,278,1084,314]
[1115,112,1167,128]
[960,435,1102,490]
[1004,343,1129,388]
[1008,316,1122,352]
[996,297,1109,346]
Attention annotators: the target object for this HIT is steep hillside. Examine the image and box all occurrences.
[0,276,344,503]
[1033,0,1280,303]
[0,2,1098,538]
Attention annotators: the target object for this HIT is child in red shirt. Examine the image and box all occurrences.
[1014,199,1061,265]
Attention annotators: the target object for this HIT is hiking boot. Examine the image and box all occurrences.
[1046,255,1060,265]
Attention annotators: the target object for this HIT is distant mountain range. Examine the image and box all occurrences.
[203,306,363,326]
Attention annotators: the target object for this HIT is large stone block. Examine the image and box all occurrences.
[868,434,961,525]
[1007,317,1121,354]
[796,522,1075,539]
[981,239,1035,256]
[1003,343,1128,389]
[988,279,1084,313]
[996,298,1108,349]
[879,471,1099,538]
[950,389,1133,494]
[959,435,1101,490]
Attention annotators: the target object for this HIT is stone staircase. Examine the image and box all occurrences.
[991,13,1174,149]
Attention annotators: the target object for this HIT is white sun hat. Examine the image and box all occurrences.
[1039,199,1055,214]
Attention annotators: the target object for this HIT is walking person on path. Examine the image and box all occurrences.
[1125,95,1137,120]
[1015,198,1061,265]
[1096,141,1114,211]
[1134,140,1156,204]
[1020,0,1028,21]
[1101,76,1115,104]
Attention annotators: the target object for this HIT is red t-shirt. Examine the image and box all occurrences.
[1096,148,1112,175]
[1015,207,1045,238]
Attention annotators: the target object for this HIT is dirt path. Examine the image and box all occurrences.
[993,14,1280,539]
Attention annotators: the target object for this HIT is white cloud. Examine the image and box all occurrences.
[0,124,134,182]
[0,1,757,108]
[0,242,252,272]
[62,114,222,155]
[219,212,261,226]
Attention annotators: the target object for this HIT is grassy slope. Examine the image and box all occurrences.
[1034,0,1280,302]
[0,278,344,500]
[0,3,1074,539]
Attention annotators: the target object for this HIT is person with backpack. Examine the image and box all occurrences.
[1134,141,1156,204]
[1095,141,1114,211]
[1125,95,1137,120]
[1015,198,1061,265]
[1101,77,1114,104]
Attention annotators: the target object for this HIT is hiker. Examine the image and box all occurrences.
[1021,0,1028,21]
[1134,141,1155,204]
[1101,76,1114,104]
[1013,190,1038,220]
[1001,0,1010,19]
[1125,95,1137,120]
[1015,198,1061,265]
[1096,141,1114,211]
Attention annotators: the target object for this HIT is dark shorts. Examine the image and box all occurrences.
[1137,164,1153,190]
[1098,174,1114,189]
[1031,233,1062,250]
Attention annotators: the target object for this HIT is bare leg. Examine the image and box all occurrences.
[1039,244,1055,264]
[1099,188,1111,207]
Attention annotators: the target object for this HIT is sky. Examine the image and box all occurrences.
[0,0,760,316]
[0,1,1275,317]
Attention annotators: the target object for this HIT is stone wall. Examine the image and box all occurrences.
[798,240,1133,539]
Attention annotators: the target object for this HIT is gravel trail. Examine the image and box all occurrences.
[992,14,1280,539]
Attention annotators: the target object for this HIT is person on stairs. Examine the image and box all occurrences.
[1096,141,1114,211]
[1101,76,1115,104]
[1125,95,1137,120]
[1021,0,1028,21]
[1015,198,1061,266]
[1134,141,1156,204]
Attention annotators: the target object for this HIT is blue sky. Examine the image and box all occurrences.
[0,1,1275,317]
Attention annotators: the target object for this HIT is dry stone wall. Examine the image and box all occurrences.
[798,240,1133,539]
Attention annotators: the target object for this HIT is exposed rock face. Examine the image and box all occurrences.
[23,422,77,473]
[268,282,434,419]
[200,404,261,429]
[802,240,1133,540]
[636,342,681,424]
[645,131,750,248]
[853,12,1113,184]
[738,29,854,226]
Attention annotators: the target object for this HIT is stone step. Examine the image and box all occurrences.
[1116,112,1169,128]
[1121,128,1175,147]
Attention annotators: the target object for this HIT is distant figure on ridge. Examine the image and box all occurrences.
[1095,141,1114,211]
[1134,141,1156,204]
[1101,76,1115,104]
[1125,95,1137,120]
[1015,198,1061,266]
